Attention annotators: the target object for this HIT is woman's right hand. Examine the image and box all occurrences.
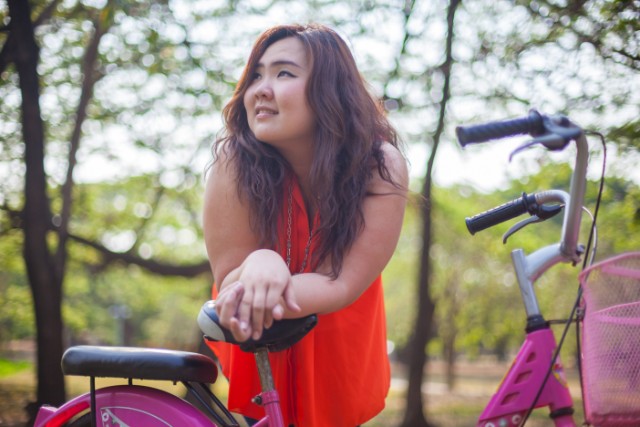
[216,249,301,342]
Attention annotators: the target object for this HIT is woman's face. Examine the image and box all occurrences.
[243,37,315,154]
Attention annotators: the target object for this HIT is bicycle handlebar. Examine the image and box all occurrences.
[466,193,538,234]
[456,110,545,146]
[456,109,590,318]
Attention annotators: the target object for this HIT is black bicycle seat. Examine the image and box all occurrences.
[197,300,317,353]
[61,345,217,383]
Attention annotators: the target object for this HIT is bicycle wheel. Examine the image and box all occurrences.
[62,412,91,426]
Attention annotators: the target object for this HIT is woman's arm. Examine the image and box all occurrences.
[203,151,300,340]
[281,142,409,317]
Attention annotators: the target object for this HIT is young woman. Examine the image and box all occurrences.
[203,23,408,427]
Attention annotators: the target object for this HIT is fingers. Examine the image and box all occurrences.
[228,316,252,342]
[250,286,267,340]
[283,280,301,313]
[236,288,253,338]
[216,282,244,323]
[268,276,297,322]
[216,282,252,341]
[272,303,284,321]
[264,282,286,328]
[243,282,282,339]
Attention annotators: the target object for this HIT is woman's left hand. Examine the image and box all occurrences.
[215,249,301,342]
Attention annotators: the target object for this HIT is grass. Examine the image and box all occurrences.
[0,359,31,378]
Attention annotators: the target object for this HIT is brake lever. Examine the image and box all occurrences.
[502,204,564,243]
[509,134,568,162]
[503,216,543,243]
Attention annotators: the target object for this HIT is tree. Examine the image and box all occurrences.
[396,1,460,425]
[5,0,67,409]
[1,0,214,414]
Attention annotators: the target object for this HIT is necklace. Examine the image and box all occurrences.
[285,182,314,274]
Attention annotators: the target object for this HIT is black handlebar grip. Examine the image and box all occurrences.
[465,193,536,235]
[456,110,545,146]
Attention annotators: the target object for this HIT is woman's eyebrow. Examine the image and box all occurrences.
[255,59,304,70]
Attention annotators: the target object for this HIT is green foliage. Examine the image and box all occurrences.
[0,359,31,378]
[58,174,211,347]
[63,261,211,349]
[1,0,639,371]
[70,175,206,263]
[0,172,211,348]
[0,232,35,344]
[383,197,421,349]
[385,153,640,361]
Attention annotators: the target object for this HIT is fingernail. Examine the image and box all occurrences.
[240,321,248,331]
[253,331,261,340]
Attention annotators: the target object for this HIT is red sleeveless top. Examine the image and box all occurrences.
[207,176,390,427]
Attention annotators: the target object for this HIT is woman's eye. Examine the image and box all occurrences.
[278,70,294,77]
[251,72,262,81]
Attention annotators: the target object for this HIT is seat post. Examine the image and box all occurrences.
[253,347,285,426]
[254,348,274,392]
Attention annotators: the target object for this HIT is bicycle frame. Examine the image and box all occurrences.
[472,130,590,426]
[478,327,575,427]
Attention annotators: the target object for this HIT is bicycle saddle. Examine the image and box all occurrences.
[61,346,218,383]
[197,300,317,353]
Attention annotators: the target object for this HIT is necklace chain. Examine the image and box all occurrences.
[286,182,313,274]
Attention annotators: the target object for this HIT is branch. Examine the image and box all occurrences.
[1,203,210,278]
[424,0,460,192]
[0,203,23,233]
[56,1,112,275]
[382,0,416,106]
[0,25,15,75]
[67,231,211,278]
[0,0,62,75]
[34,0,62,27]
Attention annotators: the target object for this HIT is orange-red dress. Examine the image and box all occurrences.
[206,175,390,427]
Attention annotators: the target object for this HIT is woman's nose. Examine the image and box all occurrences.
[254,79,273,98]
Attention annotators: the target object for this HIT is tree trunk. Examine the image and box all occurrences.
[399,1,460,425]
[8,0,66,413]
[400,180,436,427]
[444,327,457,392]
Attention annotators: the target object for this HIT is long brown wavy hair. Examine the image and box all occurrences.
[212,23,402,278]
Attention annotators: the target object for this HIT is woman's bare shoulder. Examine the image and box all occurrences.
[372,142,409,191]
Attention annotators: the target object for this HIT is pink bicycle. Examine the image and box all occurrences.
[456,110,640,426]
[33,309,317,427]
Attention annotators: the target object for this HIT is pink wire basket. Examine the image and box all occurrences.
[580,252,640,427]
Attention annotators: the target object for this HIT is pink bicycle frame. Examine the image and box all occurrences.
[473,130,591,426]
[252,390,285,427]
[478,327,576,427]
